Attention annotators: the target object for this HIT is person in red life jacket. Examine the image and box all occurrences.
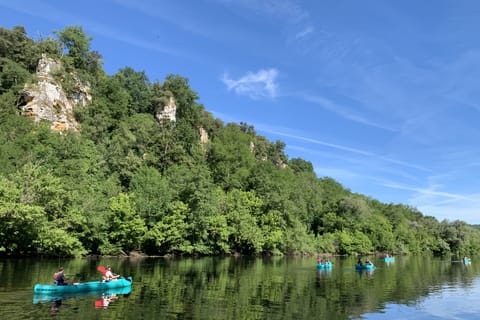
[103,265,120,282]
[53,267,68,286]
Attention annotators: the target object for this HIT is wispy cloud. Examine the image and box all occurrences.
[416,204,480,224]
[372,178,480,223]
[257,125,430,172]
[213,0,314,45]
[222,69,279,99]
[295,26,314,40]
[404,182,480,224]
[112,0,216,40]
[300,93,398,132]
[0,1,191,60]
[262,127,373,156]
[380,181,472,201]
[216,0,309,24]
[314,166,360,180]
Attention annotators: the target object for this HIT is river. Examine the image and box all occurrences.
[0,255,478,319]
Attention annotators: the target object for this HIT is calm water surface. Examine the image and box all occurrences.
[0,256,479,319]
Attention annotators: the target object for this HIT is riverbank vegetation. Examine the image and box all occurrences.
[1,25,479,257]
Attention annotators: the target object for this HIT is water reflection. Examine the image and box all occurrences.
[94,292,121,309]
[358,278,480,320]
[1,256,480,319]
[356,269,375,279]
[315,268,332,286]
[50,299,62,314]
[33,285,132,304]
[33,285,131,314]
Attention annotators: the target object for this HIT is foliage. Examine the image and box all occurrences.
[1,25,480,257]
[104,193,146,254]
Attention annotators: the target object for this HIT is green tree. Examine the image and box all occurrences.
[208,123,256,190]
[0,58,31,94]
[114,67,152,114]
[103,193,146,254]
[142,200,191,254]
[224,189,264,254]
[55,25,100,74]
[161,74,201,125]
[130,166,171,227]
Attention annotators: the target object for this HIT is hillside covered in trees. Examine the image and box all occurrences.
[1,25,479,257]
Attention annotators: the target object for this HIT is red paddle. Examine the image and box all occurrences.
[97,266,106,274]
[95,299,104,308]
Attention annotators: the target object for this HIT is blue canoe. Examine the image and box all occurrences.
[317,262,333,269]
[33,284,132,304]
[384,257,395,263]
[355,263,375,270]
[34,277,132,294]
[463,258,471,264]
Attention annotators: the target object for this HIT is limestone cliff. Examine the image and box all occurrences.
[155,96,209,148]
[19,54,91,132]
[155,96,177,123]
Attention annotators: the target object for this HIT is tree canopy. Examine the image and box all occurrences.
[1,25,479,257]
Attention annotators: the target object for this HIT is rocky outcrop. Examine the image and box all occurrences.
[199,127,209,150]
[155,96,176,123]
[19,54,91,132]
[154,95,210,149]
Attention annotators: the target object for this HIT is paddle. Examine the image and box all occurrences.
[98,266,123,280]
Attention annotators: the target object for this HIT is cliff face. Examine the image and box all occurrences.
[17,54,210,146]
[19,54,91,132]
[155,96,177,123]
[154,96,209,148]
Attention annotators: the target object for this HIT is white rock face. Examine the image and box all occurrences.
[20,54,91,132]
[155,96,177,123]
[199,127,209,150]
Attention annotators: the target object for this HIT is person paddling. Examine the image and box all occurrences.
[103,265,120,282]
[53,267,68,286]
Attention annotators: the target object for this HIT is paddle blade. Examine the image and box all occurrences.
[95,299,104,308]
[97,266,106,273]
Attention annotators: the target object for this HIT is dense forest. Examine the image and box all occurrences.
[1,25,479,257]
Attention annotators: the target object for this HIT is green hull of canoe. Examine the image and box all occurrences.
[34,277,133,294]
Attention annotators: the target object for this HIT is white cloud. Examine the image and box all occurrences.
[295,26,314,40]
[222,68,279,99]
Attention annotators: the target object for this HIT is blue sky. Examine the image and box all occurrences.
[2,0,480,224]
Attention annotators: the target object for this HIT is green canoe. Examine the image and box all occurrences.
[33,277,132,294]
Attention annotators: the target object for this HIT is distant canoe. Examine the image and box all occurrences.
[384,257,395,263]
[317,262,333,269]
[34,277,132,294]
[463,258,471,264]
[355,263,375,270]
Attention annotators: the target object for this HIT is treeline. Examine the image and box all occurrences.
[1,25,479,257]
